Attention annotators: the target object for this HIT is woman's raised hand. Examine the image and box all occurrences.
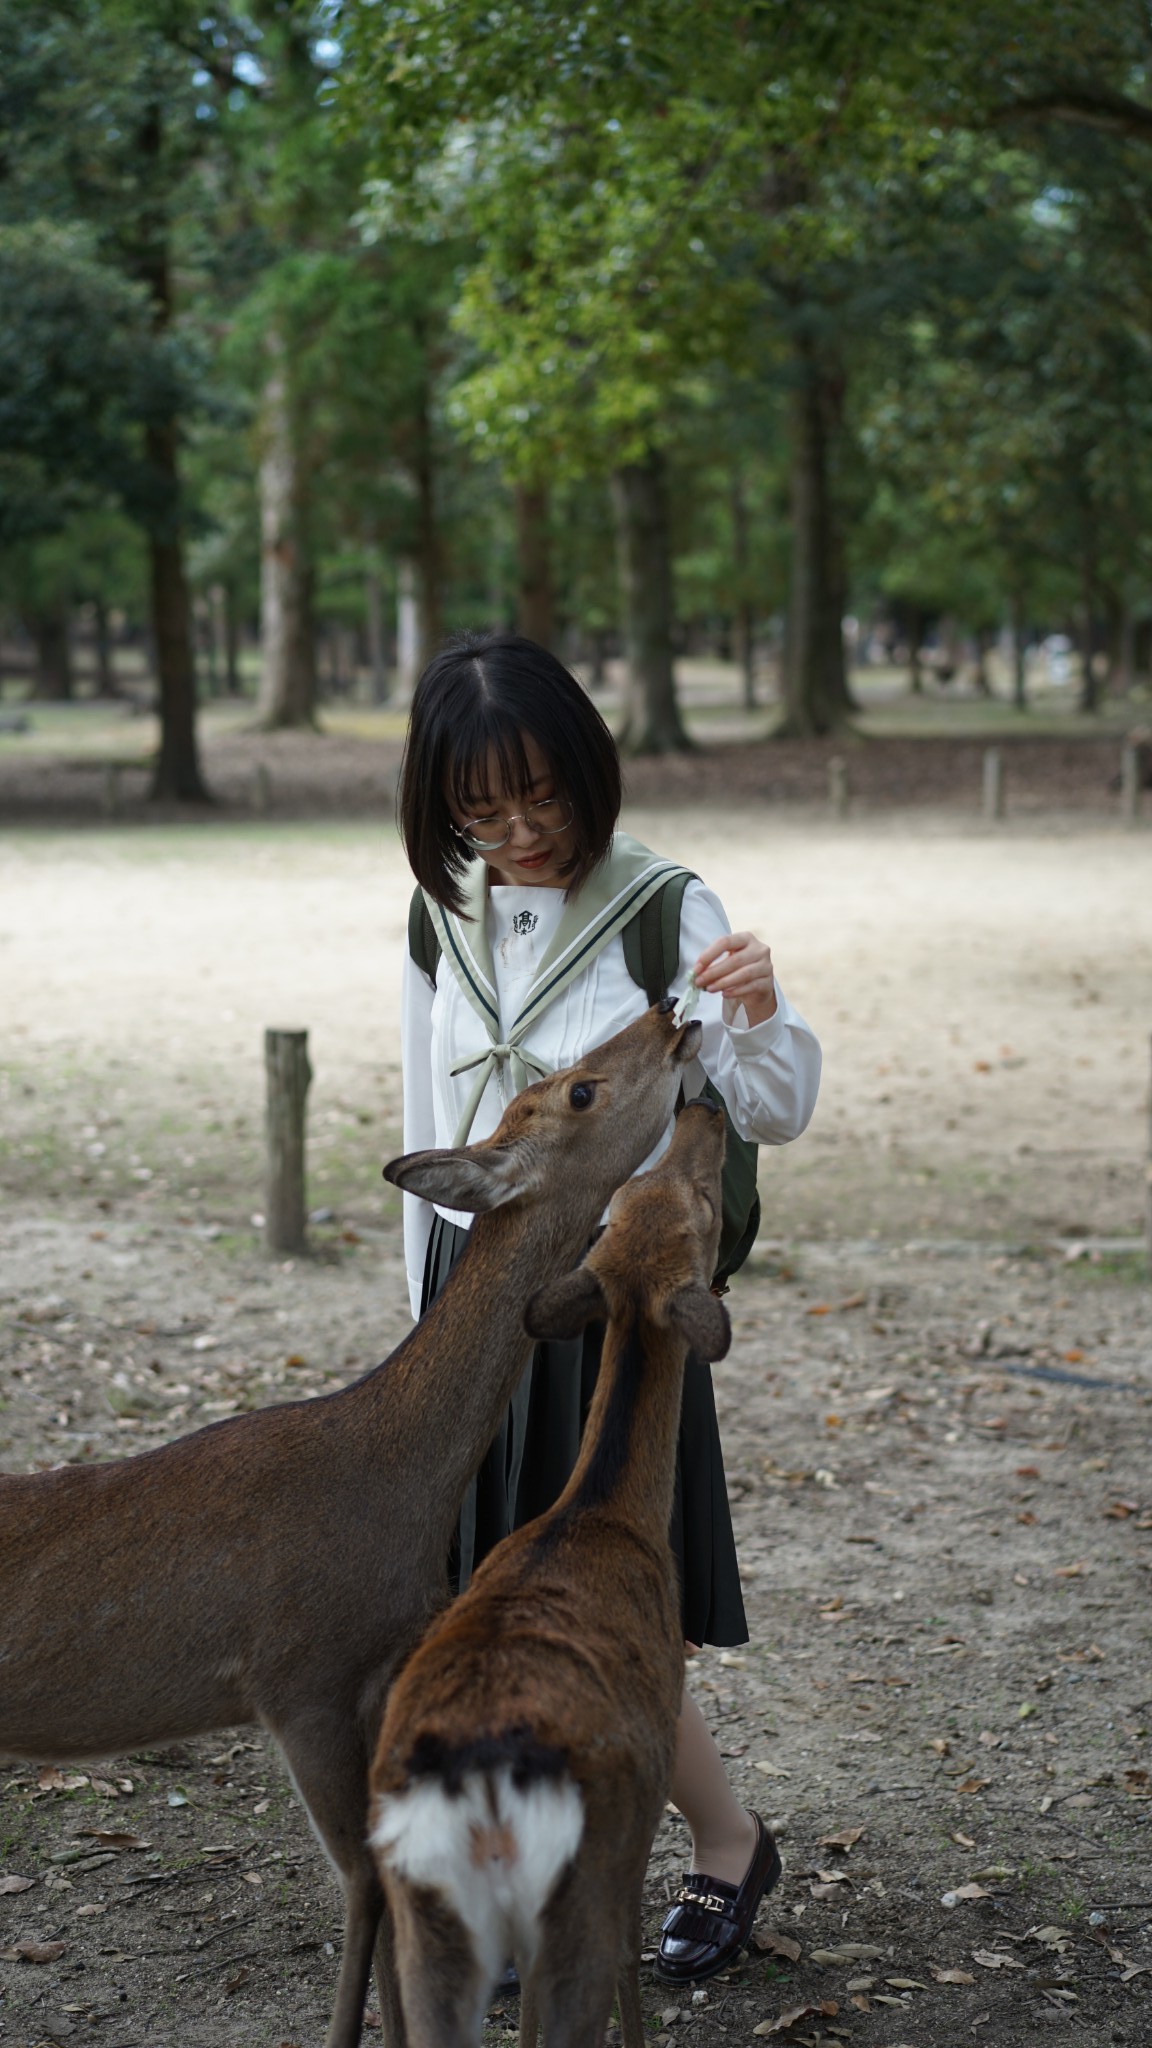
[693,932,778,1028]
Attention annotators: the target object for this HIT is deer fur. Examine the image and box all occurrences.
[0,1001,702,2048]
[370,1098,730,2048]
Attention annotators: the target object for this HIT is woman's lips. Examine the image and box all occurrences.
[516,850,550,868]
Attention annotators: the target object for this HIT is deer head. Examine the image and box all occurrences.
[523,1097,731,1363]
[384,1000,703,1219]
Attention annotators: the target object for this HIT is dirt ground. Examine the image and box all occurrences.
[1,772,1151,2048]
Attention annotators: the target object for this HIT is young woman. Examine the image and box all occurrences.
[397,631,821,1983]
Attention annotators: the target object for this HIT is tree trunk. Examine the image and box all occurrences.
[393,560,421,706]
[731,469,755,709]
[94,597,117,696]
[515,483,554,649]
[365,563,387,703]
[1079,550,1099,714]
[412,352,442,665]
[223,586,241,695]
[1010,591,1028,710]
[780,345,853,736]
[29,608,73,699]
[972,627,992,696]
[148,424,209,801]
[258,325,317,730]
[610,448,690,755]
[133,103,209,803]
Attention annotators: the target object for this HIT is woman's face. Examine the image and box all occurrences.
[446,732,577,890]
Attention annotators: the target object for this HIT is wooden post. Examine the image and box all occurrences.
[828,755,849,818]
[1120,739,1141,826]
[264,1029,311,1253]
[982,746,1004,821]
[101,764,121,819]
[251,762,272,814]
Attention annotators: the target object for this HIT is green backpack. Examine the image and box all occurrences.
[408,876,761,1290]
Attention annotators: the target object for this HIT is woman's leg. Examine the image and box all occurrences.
[669,1683,758,1884]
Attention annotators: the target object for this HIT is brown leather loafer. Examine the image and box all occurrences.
[654,1812,782,1983]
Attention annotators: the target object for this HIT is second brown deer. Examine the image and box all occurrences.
[0,1001,700,2048]
[370,1096,730,2048]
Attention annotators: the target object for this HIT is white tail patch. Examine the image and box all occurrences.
[372,1766,584,1983]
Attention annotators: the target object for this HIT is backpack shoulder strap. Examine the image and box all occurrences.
[408,884,440,987]
[621,870,696,1003]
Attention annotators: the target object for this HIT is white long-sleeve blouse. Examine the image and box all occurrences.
[400,874,821,1315]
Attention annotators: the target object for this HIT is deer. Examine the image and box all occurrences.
[0,999,703,2048]
[369,1095,731,2048]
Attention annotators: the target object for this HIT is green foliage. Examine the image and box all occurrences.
[0,223,181,543]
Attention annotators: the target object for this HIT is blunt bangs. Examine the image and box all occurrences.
[399,631,622,917]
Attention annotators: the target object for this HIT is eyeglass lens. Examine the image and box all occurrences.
[461,797,572,849]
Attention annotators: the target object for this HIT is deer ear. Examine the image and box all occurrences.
[525,1267,607,1340]
[383,1145,531,1214]
[667,1283,731,1363]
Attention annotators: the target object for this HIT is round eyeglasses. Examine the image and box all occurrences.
[453,795,574,852]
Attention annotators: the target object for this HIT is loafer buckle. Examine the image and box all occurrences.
[677,1887,728,1915]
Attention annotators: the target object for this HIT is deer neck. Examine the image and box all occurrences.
[552,1306,686,1547]
[380,1200,586,1549]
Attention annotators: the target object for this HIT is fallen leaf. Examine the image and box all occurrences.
[805,1304,833,1317]
[972,1949,1025,1971]
[36,1769,88,1794]
[752,2003,838,2037]
[75,1831,150,1851]
[225,1966,250,1994]
[873,1993,911,2006]
[75,1903,108,1918]
[1055,1561,1088,1578]
[818,1828,865,1853]
[88,1778,120,1798]
[753,1760,792,1778]
[0,1876,34,1895]
[13,1941,66,1963]
[809,1945,883,1965]
[751,1932,802,1963]
[849,1992,871,2012]
[844,1977,874,1992]
[956,1778,991,1795]
[931,1738,951,1757]
[951,1830,976,1849]
[1120,1964,1150,1983]
[810,1882,846,1901]
[1063,1349,1083,1363]
[1028,1925,1072,1951]
[1103,1500,1139,1519]
[941,1884,991,1906]
[1016,1465,1040,1478]
[978,1731,1001,1749]
[971,1864,1015,1882]
[885,1977,928,1989]
[930,1965,976,1984]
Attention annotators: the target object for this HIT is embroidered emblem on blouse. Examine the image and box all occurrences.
[511,909,539,936]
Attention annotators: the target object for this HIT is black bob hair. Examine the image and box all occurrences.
[398,631,622,916]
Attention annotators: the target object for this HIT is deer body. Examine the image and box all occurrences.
[370,1100,730,2048]
[0,1003,701,2048]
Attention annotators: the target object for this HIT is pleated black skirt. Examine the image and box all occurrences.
[421,1213,748,1648]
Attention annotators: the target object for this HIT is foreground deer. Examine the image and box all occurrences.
[0,1001,702,2048]
[370,1097,730,2048]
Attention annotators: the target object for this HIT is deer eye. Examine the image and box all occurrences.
[569,1081,596,1110]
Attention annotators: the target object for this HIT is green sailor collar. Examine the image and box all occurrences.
[424,831,690,1145]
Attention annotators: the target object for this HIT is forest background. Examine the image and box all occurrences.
[5,0,1152,795]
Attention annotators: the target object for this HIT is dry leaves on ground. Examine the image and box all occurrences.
[752,2002,838,2038]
